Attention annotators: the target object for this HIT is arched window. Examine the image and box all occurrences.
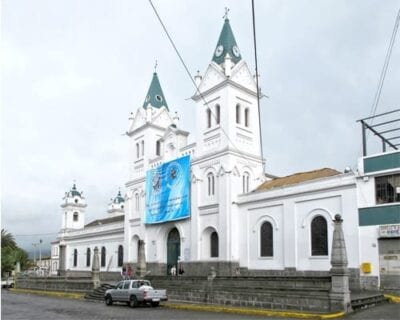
[236,104,241,124]
[206,108,211,128]
[207,173,215,196]
[118,245,124,267]
[73,249,78,267]
[141,140,144,156]
[73,212,79,222]
[210,231,219,258]
[86,248,91,267]
[215,104,220,125]
[156,140,161,156]
[260,222,273,257]
[244,108,249,127]
[311,216,328,256]
[101,247,106,267]
[242,172,250,193]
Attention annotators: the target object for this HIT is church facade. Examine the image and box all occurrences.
[53,17,400,290]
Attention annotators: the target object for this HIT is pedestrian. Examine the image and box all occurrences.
[170,265,176,276]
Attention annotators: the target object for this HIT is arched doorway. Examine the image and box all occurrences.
[167,228,180,275]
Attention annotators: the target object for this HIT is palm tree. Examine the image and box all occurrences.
[1,229,17,249]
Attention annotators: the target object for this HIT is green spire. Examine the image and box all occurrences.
[212,18,242,65]
[70,183,81,197]
[142,72,169,110]
[113,190,125,204]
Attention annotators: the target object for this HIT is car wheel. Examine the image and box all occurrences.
[151,301,159,307]
[105,295,113,306]
[129,295,138,308]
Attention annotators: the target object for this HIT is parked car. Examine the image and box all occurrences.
[104,279,167,308]
[1,277,14,288]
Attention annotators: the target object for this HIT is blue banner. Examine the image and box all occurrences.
[145,155,191,224]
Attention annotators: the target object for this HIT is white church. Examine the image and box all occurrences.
[52,16,400,291]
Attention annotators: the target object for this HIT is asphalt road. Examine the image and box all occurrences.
[1,290,400,320]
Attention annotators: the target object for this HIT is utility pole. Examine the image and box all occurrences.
[32,243,37,264]
[39,239,42,269]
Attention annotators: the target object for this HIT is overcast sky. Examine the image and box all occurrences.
[2,0,399,253]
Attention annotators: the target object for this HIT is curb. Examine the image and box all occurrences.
[384,294,400,303]
[10,288,85,300]
[164,303,345,319]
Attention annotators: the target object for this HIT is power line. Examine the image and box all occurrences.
[148,0,264,172]
[368,8,399,123]
[251,0,265,173]
[14,232,58,237]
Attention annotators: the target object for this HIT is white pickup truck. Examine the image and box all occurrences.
[104,279,167,308]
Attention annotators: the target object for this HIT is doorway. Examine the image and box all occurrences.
[167,228,180,275]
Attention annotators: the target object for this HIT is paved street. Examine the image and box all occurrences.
[1,290,400,320]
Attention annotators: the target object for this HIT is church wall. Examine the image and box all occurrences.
[238,174,359,273]
[62,226,124,273]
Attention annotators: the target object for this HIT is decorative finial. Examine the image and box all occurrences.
[223,7,230,20]
[334,214,343,222]
[154,60,158,73]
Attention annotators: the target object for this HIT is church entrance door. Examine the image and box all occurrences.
[167,228,180,275]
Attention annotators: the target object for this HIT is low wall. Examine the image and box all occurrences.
[147,275,334,312]
[16,276,93,293]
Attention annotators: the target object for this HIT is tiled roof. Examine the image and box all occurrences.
[85,215,124,228]
[257,168,341,191]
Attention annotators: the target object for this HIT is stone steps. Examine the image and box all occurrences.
[84,283,114,301]
[350,292,388,310]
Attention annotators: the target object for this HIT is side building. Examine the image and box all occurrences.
[54,185,125,276]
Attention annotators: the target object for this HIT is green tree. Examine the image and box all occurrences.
[1,229,30,277]
[1,229,17,249]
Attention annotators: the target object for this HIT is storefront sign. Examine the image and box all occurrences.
[379,224,400,238]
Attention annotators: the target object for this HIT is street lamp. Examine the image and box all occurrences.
[32,243,38,264]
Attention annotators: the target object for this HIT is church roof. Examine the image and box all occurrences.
[69,183,81,197]
[257,168,342,191]
[212,18,242,65]
[142,72,169,110]
[85,215,124,228]
[113,190,125,204]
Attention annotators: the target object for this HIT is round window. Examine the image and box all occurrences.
[155,95,163,102]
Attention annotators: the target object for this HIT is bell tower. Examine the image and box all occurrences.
[60,183,87,230]
[107,190,125,217]
[193,17,263,161]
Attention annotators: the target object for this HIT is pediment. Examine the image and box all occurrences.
[151,107,173,128]
[197,63,226,94]
[128,108,146,132]
[230,61,257,92]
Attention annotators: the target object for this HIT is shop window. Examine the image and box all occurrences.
[376,174,400,204]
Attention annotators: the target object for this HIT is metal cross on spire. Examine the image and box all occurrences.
[154,60,158,72]
[223,7,230,20]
